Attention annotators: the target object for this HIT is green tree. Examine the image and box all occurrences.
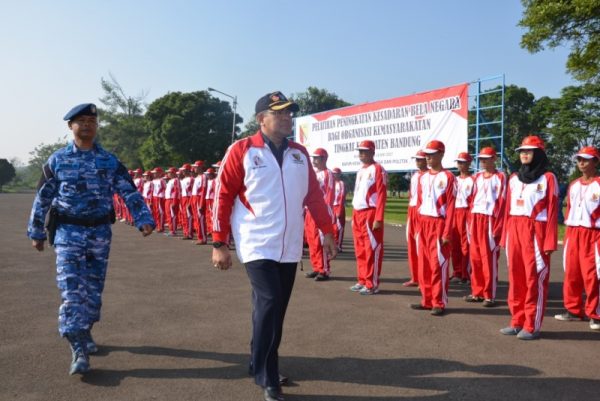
[97,74,150,169]
[543,82,600,179]
[519,0,600,82]
[291,86,352,117]
[240,119,260,139]
[0,159,16,192]
[142,91,241,167]
[28,138,68,173]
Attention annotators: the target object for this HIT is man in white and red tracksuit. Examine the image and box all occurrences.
[500,135,558,340]
[304,148,335,281]
[350,140,387,295]
[192,160,208,244]
[179,164,194,240]
[451,152,474,283]
[466,147,506,306]
[151,167,166,232]
[142,171,153,210]
[555,146,600,331]
[211,91,336,401]
[164,167,181,236]
[332,167,346,252]
[204,168,217,237]
[404,150,428,287]
[412,140,456,316]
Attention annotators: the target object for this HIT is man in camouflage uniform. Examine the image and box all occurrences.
[27,103,155,375]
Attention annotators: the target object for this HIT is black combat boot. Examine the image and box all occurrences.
[66,332,90,375]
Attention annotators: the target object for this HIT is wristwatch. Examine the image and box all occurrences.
[212,241,227,249]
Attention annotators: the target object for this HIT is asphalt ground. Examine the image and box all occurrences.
[1,193,599,401]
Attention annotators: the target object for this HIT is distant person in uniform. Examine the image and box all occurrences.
[27,103,154,375]
[500,135,558,340]
[211,91,336,401]
[332,167,347,252]
[555,146,600,331]
[404,150,428,287]
[450,152,474,283]
[350,140,387,295]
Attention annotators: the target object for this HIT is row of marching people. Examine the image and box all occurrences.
[113,160,219,244]
[405,136,600,340]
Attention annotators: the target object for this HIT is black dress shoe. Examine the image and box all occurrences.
[278,374,289,386]
[314,273,329,281]
[304,271,318,278]
[264,386,284,401]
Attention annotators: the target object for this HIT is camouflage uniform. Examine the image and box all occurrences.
[27,141,155,337]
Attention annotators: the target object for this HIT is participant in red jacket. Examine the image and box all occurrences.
[204,168,217,237]
[450,152,474,283]
[164,167,181,236]
[151,167,166,232]
[404,150,428,287]
[332,167,347,252]
[500,135,558,340]
[304,148,335,281]
[465,147,506,307]
[142,171,153,210]
[350,140,387,295]
[411,140,456,316]
[555,146,600,331]
[191,160,208,244]
[179,164,194,240]
[211,90,336,401]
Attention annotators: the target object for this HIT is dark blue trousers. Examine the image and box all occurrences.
[245,260,297,388]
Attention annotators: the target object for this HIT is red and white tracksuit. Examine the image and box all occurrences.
[165,178,181,234]
[352,162,387,291]
[468,171,506,300]
[562,177,600,320]
[143,180,154,210]
[406,170,426,284]
[305,168,335,275]
[416,170,456,309]
[192,174,208,243]
[500,172,558,333]
[212,132,333,263]
[205,177,216,235]
[451,175,474,280]
[179,176,194,238]
[152,178,166,231]
[333,179,346,251]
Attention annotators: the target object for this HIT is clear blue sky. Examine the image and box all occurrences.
[0,0,574,164]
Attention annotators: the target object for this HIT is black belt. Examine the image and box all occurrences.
[56,214,112,227]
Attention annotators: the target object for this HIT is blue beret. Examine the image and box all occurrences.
[63,103,98,121]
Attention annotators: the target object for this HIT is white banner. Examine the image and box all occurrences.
[294,83,469,172]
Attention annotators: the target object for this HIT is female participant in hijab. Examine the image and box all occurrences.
[499,136,559,340]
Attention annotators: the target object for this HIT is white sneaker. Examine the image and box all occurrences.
[590,319,600,330]
[359,287,379,295]
[349,283,364,292]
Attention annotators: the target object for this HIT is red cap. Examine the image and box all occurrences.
[423,140,445,154]
[454,152,472,162]
[193,160,204,167]
[576,146,600,160]
[332,167,342,174]
[212,161,221,168]
[167,167,177,174]
[311,148,329,158]
[127,169,134,175]
[515,135,545,151]
[205,168,216,174]
[142,170,151,176]
[134,168,142,174]
[478,147,497,158]
[181,163,192,171]
[357,140,375,151]
[411,150,427,159]
[151,167,164,174]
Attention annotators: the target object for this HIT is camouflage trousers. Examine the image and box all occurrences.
[54,224,112,336]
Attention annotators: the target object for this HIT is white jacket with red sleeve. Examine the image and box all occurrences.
[212,132,334,264]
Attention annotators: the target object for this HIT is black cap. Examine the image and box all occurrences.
[63,103,98,121]
[255,91,299,114]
